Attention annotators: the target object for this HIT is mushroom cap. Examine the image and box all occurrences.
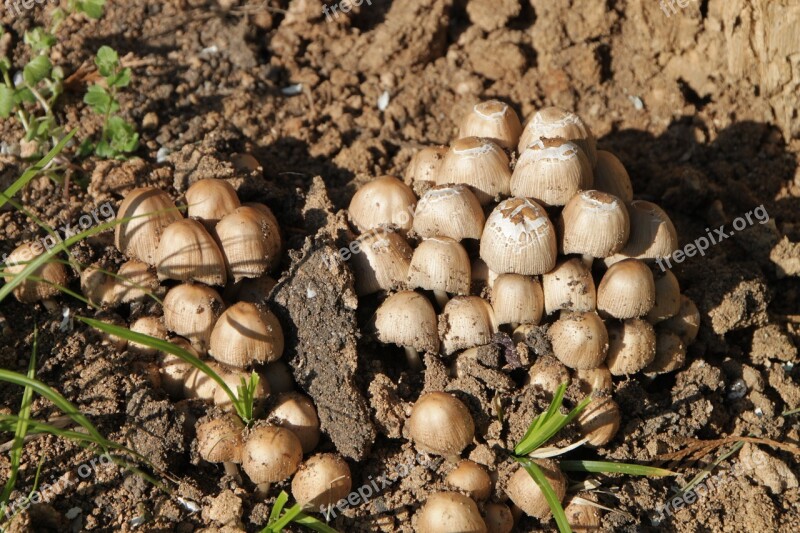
[593,150,633,203]
[510,138,593,206]
[196,415,245,464]
[115,259,159,304]
[445,460,492,501]
[350,230,413,296]
[644,330,687,375]
[268,392,321,454]
[209,302,284,367]
[439,296,497,355]
[542,258,597,314]
[80,264,117,307]
[408,392,475,456]
[459,100,522,149]
[408,237,471,296]
[291,453,352,510]
[405,146,447,187]
[215,205,282,283]
[518,106,597,165]
[606,318,657,375]
[348,176,417,235]
[412,184,485,241]
[659,295,700,344]
[416,492,487,533]
[163,283,226,354]
[480,197,557,276]
[156,218,227,286]
[128,316,168,355]
[438,137,511,205]
[573,365,613,396]
[185,178,241,226]
[549,311,609,369]
[4,242,68,303]
[560,190,630,258]
[596,259,656,319]
[576,395,621,447]
[115,187,183,265]
[159,337,197,398]
[374,291,439,353]
[646,270,681,323]
[617,200,679,260]
[506,459,567,519]
[565,494,603,531]
[527,354,571,392]
[484,503,514,533]
[242,426,303,484]
[491,274,544,326]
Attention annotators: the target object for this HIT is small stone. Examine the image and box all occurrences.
[142,112,159,130]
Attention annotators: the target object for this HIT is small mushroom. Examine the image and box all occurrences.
[215,205,282,283]
[81,264,117,307]
[644,330,687,375]
[480,197,557,276]
[605,319,657,375]
[268,392,320,454]
[163,283,226,355]
[527,355,571,392]
[348,176,417,235]
[4,242,68,306]
[576,394,621,447]
[196,415,245,479]
[156,218,227,286]
[128,316,168,355]
[242,426,303,490]
[491,273,544,328]
[573,365,613,396]
[439,296,497,355]
[596,259,656,319]
[405,146,447,188]
[416,492,487,533]
[374,291,439,369]
[445,460,492,501]
[159,337,198,398]
[438,137,511,205]
[592,150,633,203]
[510,138,593,207]
[542,258,596,314]
[408,237,471,307]
[506,459,566,519]
[209,302,284,367]
[646,270,681,323]
[559,190,630,259]
[549,311,609,369]
[408,392,475,458]
[458,100,522,149]
[185,178,241,229]
[115,259,159,305]
[659,295,700,344]
[615,200,678,261]
[213,367,270,412]
[412,184,485,241]
[564,494,603,531]
[483,502,514,533]
[115,187,183,265]
[518,106,597,166]
[350,230,413,296]
[291,453,352,510]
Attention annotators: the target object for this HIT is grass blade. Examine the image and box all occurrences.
[293,513,340,533]
[676,441,744,497]
[268,502,305,532]
[560,460,676,477]
[516,457,571,533]
[268,490,290,525]
[515,395,591,457]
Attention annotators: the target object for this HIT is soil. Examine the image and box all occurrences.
[1,0,800,532]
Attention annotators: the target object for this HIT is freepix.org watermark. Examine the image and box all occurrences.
[322,0,374,22]
[4,0,59,17]
[655,205,770,272]
[0,202,115,268]
[659,0,700,18]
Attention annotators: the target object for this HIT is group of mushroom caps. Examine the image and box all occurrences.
[346,102,702,531]
[77,180,358,510]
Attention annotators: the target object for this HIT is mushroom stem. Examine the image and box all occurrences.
[433,290,450,309]
[42,298,59,313]
[255,482,271,499]
[223,461,242,483]
[581,254,594,269]
[404,346,423,370]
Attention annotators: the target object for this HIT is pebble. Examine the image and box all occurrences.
[377,91,391,111]
[281,83,303,96]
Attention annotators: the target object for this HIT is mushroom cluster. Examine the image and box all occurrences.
[346,102,702,530]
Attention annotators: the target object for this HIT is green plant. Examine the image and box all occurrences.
[82,46,139,159]
[510,384,674,533]
[260,491,339,533]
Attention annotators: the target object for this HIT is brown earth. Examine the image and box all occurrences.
[1,0,799,532]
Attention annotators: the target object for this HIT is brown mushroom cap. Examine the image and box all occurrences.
[560,190,630,258]
[128,316,167,355]
[163,283,226,354]
[4,242,68,304]
[408,237,471,296]
[542,258,597,314]
[445,460,492,501]
[405,146,447,188]
[480,197,557,276]
[440,296,497,355]
[646,270,681,323]
[438,137,511,205]
[484,503,514,533]
[491,274,544,326]
[606,319,657,375]
[565,494,603,531]
[408,392,475,457]
[156,218,227,286]
[197,415,245,464]
[416,492,487,533]
[506,459,567,519]
[527,355,571,392]
[459,100,522,149]
[268,392,321,454]
[209,302,284,367]
[350,230,413,296]
[215,205,282,283]
[185,178,241,227]
[617,200,679,261]
[644,330,687,375]
[549,311,609,369]
[348,176,417,235]
[592,150,633,203]
[375,290,440,353]
[518,106,597,165]
[510,138,593,207]
[242,426,303,484]
[291,453,352,510]
[577,394,621,447]
[115,187,183,265]
[412,184,485,241]
[596,259,656,319]
[659,295,700,344]
[115,259,159,305]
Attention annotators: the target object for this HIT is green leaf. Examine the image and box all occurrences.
[559,460,676,477]
[77,138,94,158]
[84,84,112,114]
[292,515,340,533]
[516,458,572,533]
[514,385,592,457]
[0,57,11,72]
[50,8,67,31]
[105,116,139,155]
[14,88,36,105]
[107,67,131,88]
[95,45,119,78]
[268,491,290,525]
[0,85,14,118]
[77,0,106,19]
[23,55,52,86]
[24,28,57,53]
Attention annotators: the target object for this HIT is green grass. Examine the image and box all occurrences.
[260,491,339,533]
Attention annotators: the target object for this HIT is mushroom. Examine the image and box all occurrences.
[185,178,241,229]
[412,184,485,241]
[242,426,303,492]
[408,237,471,307]
[596,259,656,319]
[445,460,492,501]
[484,503,514,533]
[458,100,522,149]
[480,197,557,276]
[405,146,447,188]
[115,259,160,305]
[438,137,511,205]
[268,392,321,454]
[659,295,700,344]
[416,492,487,533]
[163,283,226,355]
[615,200,678,261]
[374,290,439,369]
[349,230,413,296]
[510,138,593,206]
[646,270,681,323]
[348,176,417,235]
[213,367,270,413]
[223,274,278,307]
[159,337,198,398]
[128,316,167,355]
[518,106,597,166]
[559,190,630,259]
[564,494,603,531]
[196,415,245,479]
[209,302,284,367]
[115,187,183,265]
[527,355,571,392]
[4,242,68,307]
[408,392,475,458]
[549,311,609,369]
[491,274,544,328]
[605,319,657,375]
[439,296,497,355]
[471,258,498,293]
[80,264,117,307]
[573,365,613,396]
[542,258,596,314]
[506,459,566,519]
[576,393,621,447]
[592,150,633,203]
[156,218,227,286]
[291,453,352,511]
[644,330,687,375]
[215,205,282,283]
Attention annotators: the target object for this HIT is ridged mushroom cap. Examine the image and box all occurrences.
[242,426,303,484]
[156,218,227,286]
[506,459,566,519]
[597,259,656,319]
[350,230,413,296]
[549,311,609,369]
[408,237,471,296]
[560,190,630,258]
[162,283,226,354]
[606,318,657,375]
[416,492,487,533]
[518,106,597,165]
[491,274,544,326]
[593,150,633,203]
[215,204,282,283]
[209,302,284,367]
[375,291,440,353]
[348,176,417,235]
[115,187,183,265]
[291,454,352,510]
[5,242,68,303]
[439,296,497,355]
[268,392,321,454]
[412,184,485,241]
[510,138,593,206]
[405,146,447,187]
[185,179,241,227]
[458,100,522,149]
[408,392,475,457]
[542,257,597,314]
[438,137,511,205]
